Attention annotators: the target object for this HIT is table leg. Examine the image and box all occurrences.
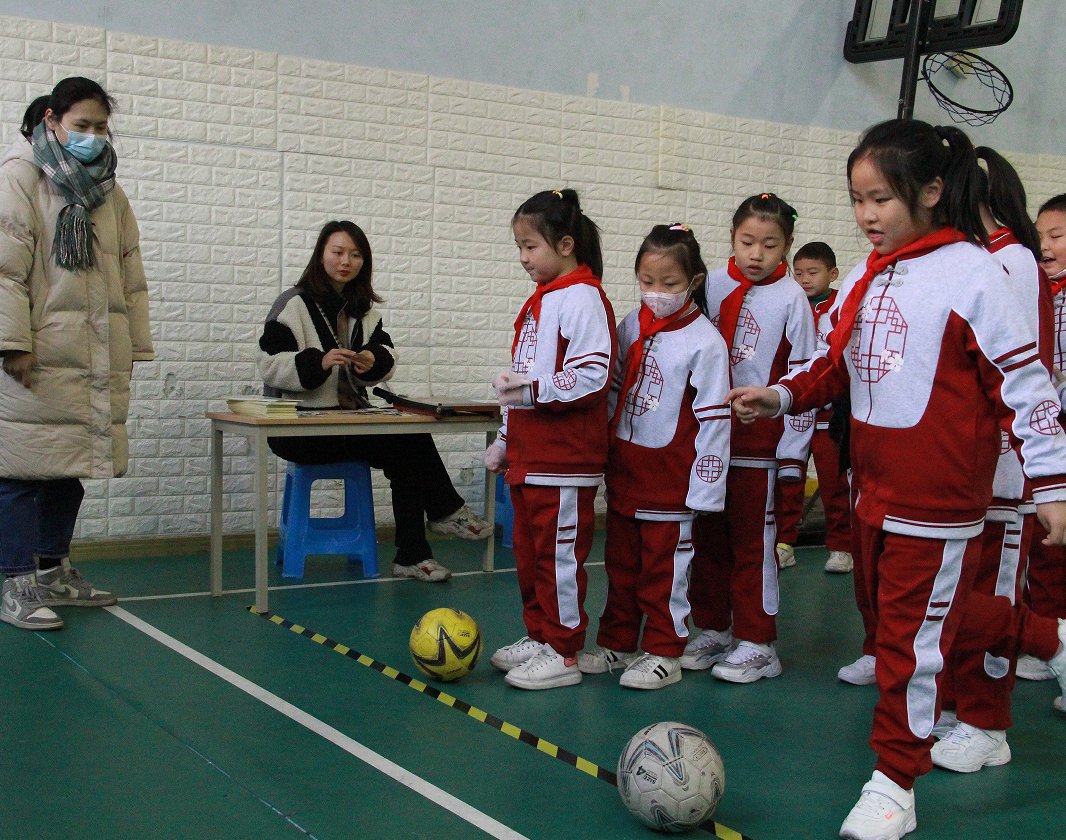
[210,423,224,596]
[482,431,496,572]
[253,430,270,612]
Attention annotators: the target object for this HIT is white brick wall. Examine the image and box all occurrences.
[3,13,1066,545]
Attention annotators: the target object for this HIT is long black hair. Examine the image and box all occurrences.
[512,188,603,277]
[296,220,382,318]
[975,146,1040,257]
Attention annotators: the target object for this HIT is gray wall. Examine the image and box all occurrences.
[3,0,1060,155]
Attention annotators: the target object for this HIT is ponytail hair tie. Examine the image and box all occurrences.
[552,189,563,199]
[760,192,773,200]
[669,223,691,232]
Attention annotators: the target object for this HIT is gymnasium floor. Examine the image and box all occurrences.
[3,535,1064,840]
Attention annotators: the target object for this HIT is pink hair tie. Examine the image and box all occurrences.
[669,223,691,232]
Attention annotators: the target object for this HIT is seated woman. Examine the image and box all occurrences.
[258,219,491,582]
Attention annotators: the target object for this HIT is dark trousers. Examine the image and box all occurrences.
[268,433,464,566]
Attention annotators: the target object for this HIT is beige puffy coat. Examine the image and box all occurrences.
[0,137,153,479]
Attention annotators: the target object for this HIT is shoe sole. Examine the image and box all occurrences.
[620,670,682,690]
[504,670,582,690]
[1,612,64,630]
[712,659,783,684]
[931,742,1011,773]
[838,671,877,686]
[839,812,917,840]
[1016,670,1054,681]
[824,564,853,573]
[679,649,730,671]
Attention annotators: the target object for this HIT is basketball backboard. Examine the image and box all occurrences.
[844,0,1023,63]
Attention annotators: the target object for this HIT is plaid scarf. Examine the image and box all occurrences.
[31,121,117,272]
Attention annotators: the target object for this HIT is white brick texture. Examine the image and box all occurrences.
[2,14,1066,545]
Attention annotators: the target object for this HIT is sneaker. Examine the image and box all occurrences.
[711,640,782,683]
[838,654,877,686]
[825,550,854,573]
[1015,653,1054,681]
[427,506,493,541]
[930,709,958,740]
[577,646,638,674]
[776,543,796,569]
[36,559,117,607]
[504,646,581,690]
[1047,618,1066,714]
[392,559,451,582]
[490,635,546,672]
[680,627,734,670]
[839,771,917,840]
[619,654,681,690]
[930,721,1010,772]
[1,575,64,630]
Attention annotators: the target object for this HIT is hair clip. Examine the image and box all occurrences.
[552,189,563,199]
[669,223,690,232]
[791,213,798,221]
[760,193,772,200]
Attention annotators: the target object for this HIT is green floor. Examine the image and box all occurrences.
[2,537,1064,839]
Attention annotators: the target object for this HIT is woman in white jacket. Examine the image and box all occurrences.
[0,77,153,631]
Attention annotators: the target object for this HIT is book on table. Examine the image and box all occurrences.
[227,396,301,417]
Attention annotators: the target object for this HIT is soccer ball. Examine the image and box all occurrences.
[408,608,483,682]
[617,721,725,833]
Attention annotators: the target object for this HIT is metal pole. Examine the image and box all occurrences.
[898,0,935,119]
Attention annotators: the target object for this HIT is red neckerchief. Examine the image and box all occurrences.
[609,302,694,436]
[511,264,600,356]
[828,227,967,364]
[716,257,788,352]
[1049,268,1066,299]
[985,226,1016,254]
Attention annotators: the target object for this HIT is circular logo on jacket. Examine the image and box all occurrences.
[553,369,577,390]
[696,455,724,483]
[789,410,814,432]
[1030,400,1062,436]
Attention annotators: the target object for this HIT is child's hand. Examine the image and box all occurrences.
[1037,501,1066,546]
[727,386,781,423]
[492,371,532,407]
[2,350,33,388]
[484,442,507,474]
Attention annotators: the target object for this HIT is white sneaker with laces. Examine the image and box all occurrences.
[427,506,493,541]
[1015,653,1053,681]
[930,721,1010,772]
[1,574,64,630]
[680,627,734,671]
[1046,618,1066,714]
[930,709,958,740]
[36,558,117,606]
[838,654,877,686]
[619,654,681,690]
[776,543,796,569]
[391,559,451,582]
[504,646,581,690]
[711,640,782,683]
[490,636,546,672]
[839,771,917,840]
[825,550,854,573]
[576,646,638,674]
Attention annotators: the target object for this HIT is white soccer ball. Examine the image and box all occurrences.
[617,721,725,833]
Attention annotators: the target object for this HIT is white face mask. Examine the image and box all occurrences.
[641,289,690,319]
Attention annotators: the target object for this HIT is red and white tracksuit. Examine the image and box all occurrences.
[597,306,731,657]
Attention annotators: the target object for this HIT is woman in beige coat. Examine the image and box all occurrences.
[0,77,153,631]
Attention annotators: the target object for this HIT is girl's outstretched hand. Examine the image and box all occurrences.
[727,386,781,424]
[484,442,507,474]
[1037,501,1066,546]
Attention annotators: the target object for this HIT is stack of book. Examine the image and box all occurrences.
[226,396,300,417]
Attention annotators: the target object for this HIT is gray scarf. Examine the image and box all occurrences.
[31,121,117,272]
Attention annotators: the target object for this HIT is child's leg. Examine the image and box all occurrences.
[726,467,778,644]
[595,507,642,653]
[811,429,852,552]
[774,472,804,547]
[508,484,545,641]
[866,524,981,789]
[1026,520,1066,620]
[853,483,878,656]
[690,510,733,632]
[636,518,694,657]
[511,483,596,657]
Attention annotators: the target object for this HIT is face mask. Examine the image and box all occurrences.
[62,129,107,163]
[641,289,690,319]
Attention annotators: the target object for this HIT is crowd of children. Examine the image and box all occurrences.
[484,121,1066,840]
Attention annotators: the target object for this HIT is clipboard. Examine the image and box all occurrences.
[372,387,499,419]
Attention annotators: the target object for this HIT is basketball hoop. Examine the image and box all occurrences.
[921,50,1013,127]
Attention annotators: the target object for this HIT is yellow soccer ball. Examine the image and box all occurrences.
[408,608,483,682]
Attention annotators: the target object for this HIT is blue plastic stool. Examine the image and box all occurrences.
[495,473,514,549]
[276,460,379,579]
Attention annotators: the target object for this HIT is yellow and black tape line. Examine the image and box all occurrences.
[249,607,753,840]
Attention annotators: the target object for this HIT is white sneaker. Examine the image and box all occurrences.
[930,709,958,740]
[776,543,796,569]
[391,559,451,582]
[504,646,581,690]
[427,505,493,540]
[1,574,64,630]
[576,646,638,674]
[619,654,681,690]
[930,721,1010,772]
[490,636,545,672]
[1047,618,1066,713]
[680,627,734,671]
[1015,653,1054,681]
[838,654,877,686]
[825,550,854,573]
[711,640,782,683]
[36,559,117,606]
[839,771,916,840]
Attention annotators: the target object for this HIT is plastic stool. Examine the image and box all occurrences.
[495,473,514,549]
[276,460,379,579]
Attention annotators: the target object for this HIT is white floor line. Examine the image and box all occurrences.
[107,606,529,840]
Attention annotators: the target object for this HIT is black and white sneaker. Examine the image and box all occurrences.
[619,653,681,690]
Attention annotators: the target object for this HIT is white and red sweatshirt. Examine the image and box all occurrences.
[812,290,839,428]
[499,266,617,485]
[607,306,732,518]
[704,266,816,479]
[773,240,1066,540]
